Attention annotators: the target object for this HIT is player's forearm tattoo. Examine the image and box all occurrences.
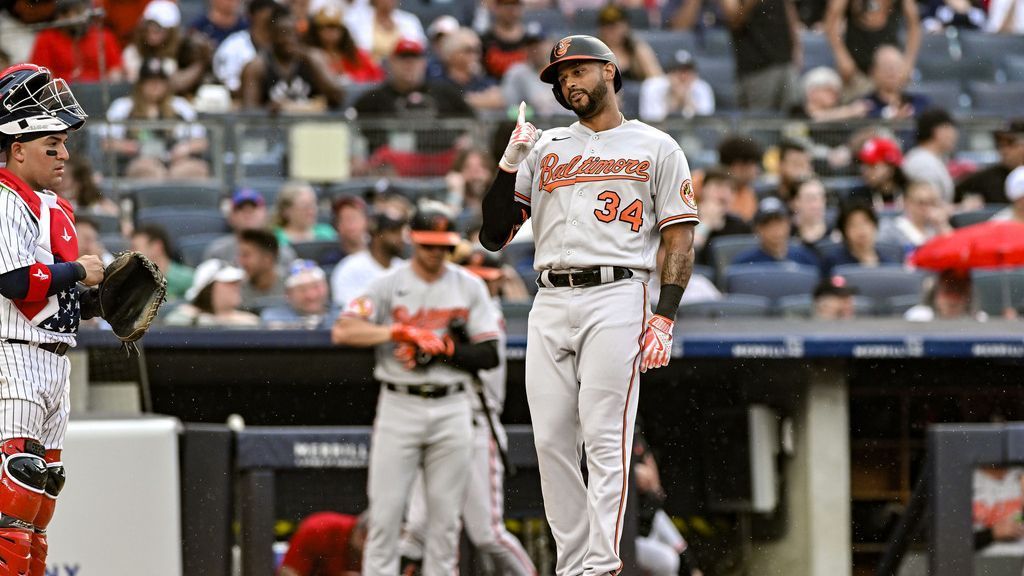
[661,248,694,291]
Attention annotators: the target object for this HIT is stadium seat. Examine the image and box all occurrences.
[127,181,224,214]
[692,264,715,281]
[291,240,341,265]
[698,57,738,110]
[708,234,759,283]
[324,178,378,201]
[69,82,132,117]
[677,294,772,319]
[917,58,997,83]
[236,178,285,208]
[501,301,533,335]
[800,31,835,72]
[620,81,642,118]
[884,293,922,316]
[950,206,1005,228]
[178,0,205,29]
[831,265,927,311]
[724,263,820,301]
[959,31,1024,72]
[638,30,698,70]
[523,8,569,30]
[777,293,874,318]
[101,233,129,255]
[968,82,1024,115]
[86,213,121,235]
[388,179,449,203]
[177,233,231,268]
[1004,55,1024,82]
[696,27,731,56]
[971,268,1024,316]
[135,207,230,239]
[909,80,964,113]
[576,6,649,29]
[875,241,906,265]
[342,82,381,111]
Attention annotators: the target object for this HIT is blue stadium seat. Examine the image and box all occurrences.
[388,179,449,203]
[135,207,230,239]
[909,80,964,113]
[875,241,906,264]
[950,206,1005,228]
[777,293,875,318]
[968,82,1024,115]
[696,27,731,56]
[677,294,772,319]
[101,233,129,255]
[971,268,1024,316]
[127,182,224,214]
[885,293,922,316]
[1004,55,1024,82]
[177,233,231,267]
[692,264,715,281]
[236,178,285,208]
[638,30,698,69]
[84,213,121,235]
[831,265,927,311]
[620,81,643,118]
[69,82,132,117]
[698,56,738,110]
[800,31,835,72]
[917,58,997,83]
[708,234,759,284]
[724,263,820,301]
[523,8,568,30]
[959,31,1024,72]
[291,240,341,265]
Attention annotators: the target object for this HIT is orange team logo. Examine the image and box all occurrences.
[393,306,468,329]
[554,37,572,58]
[680,179,696,210]
[537,153,651,193]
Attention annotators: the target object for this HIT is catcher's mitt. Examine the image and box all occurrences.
[99,251,167,352]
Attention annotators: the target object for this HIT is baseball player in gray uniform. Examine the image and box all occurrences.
[399,248,537,576]
[0,64,104,576]
[480,36,698,576]
[332,206,502,576]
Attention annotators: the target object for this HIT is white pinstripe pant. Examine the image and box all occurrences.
[0,342,71,450]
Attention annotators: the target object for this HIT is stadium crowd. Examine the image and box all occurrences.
[2,0,1024,326]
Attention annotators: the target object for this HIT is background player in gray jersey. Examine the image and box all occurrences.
[480,35,697,576]
[332,205,501,576]
[399,248,537,576]
[0,64,104,576]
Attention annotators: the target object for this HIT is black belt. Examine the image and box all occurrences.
[538,266,633,289]
[3,340,70,356]
[385,382,465,399]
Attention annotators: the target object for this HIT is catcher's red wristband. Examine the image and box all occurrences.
[23,263,53,302]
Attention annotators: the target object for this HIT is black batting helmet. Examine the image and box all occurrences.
[409,205,460,246]
[539,35,623,110]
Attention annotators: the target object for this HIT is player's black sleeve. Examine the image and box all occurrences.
[443,339,500,372]
[78,286,101,320]
[0,262,85,299]
[480,170,528,252]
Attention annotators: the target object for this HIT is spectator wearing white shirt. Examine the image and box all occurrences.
[877,180,951,252]
[902,108,959,203]
[343,0,426,62]
[331,209,408,307]
[212,0,278,93]
[103,58,209,180]
[639,50,714,122]
[985,0,1024,33]
[501,23,575,117]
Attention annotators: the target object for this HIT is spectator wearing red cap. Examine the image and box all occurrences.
[877,180,951,254]
[278,512,366,576]
[849,135,907,208]
[353,38,474,170]
[813,275,857,320]
[343,0,426,62]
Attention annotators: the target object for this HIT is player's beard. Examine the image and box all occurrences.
[568,81,608,120]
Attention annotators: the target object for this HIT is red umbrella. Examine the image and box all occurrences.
[909,220,1024,272]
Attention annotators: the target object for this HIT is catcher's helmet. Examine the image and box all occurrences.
[410,205,460,246]
[0,64,87,145]
[539,35,623,110]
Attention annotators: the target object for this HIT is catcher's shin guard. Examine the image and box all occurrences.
[28,451,63,576]
[0,439,47,576]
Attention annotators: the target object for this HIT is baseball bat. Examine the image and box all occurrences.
[470,374,517,477]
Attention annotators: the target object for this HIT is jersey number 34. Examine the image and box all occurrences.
[594,191,644,233]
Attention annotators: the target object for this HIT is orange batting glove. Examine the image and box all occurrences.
[390,324,447,356]
[639,315,674,373]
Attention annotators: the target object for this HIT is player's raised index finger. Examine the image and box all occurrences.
[517,101,526,125]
